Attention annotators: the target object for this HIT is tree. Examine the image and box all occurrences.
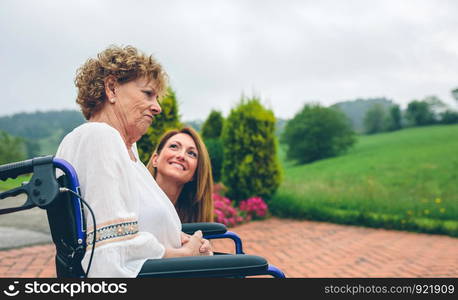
[405,100,435,126]
[204,138,224,183]
[201,110,224,139]
[440,110,458,124]
[281,104,356,164]
[137,87,183,164]
[222,97,281,202]
[424,96,447,117]
[24,139,41,159]
[451,87,458,102]
[363,104,386,134]
[0,130,26,165]
[331,98,395,133]
[201,110,225,183]
[184,120,203,132]
[0,110,84,158]
[385,105,402,131]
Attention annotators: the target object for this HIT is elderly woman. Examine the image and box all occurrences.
[56,45,211,278]
[147,127,214,224]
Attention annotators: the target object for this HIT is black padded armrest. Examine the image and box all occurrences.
[137,254,267,278]
[181,222,227,236]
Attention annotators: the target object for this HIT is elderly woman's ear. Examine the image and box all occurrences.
[104,76,118,102]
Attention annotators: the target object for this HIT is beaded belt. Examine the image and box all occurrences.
[86,220,139,247]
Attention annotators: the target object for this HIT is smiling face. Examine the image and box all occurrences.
[152,133,199,186]
[113,76,162,142]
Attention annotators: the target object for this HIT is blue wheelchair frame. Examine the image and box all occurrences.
[53,158,85,245]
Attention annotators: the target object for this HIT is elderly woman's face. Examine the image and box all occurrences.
[115,76,161,141]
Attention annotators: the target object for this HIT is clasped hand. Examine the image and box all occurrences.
[181,230,213,256]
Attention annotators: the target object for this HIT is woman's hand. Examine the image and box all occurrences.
[181,232,191,246]
[182,230,205,256]
[199,238,213,256]
[181,231,213,255]
[164,230,213,257]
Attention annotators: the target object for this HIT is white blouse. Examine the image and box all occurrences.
[55,122,182,277]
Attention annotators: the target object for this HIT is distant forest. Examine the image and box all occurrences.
[332,97,396,133]
[0,110,85,141]
[0,110,85,157]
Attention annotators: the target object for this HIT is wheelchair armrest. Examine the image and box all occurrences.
[181,222,227,235]
[137,254,268,278]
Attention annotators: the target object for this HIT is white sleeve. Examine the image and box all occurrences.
[56,124,165,277]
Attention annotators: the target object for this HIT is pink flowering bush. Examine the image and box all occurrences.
[213,193,244,227]
[213,193,269,227]
[239,197,268,220]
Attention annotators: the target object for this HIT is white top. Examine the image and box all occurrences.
[55,122,182,277]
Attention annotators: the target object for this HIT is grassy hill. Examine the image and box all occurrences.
[271,124,458,236]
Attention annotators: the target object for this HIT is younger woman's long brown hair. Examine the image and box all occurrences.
[146,127,214,223]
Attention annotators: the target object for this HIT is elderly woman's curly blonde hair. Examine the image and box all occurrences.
[75,45,168,120]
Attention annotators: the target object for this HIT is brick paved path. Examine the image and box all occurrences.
[1,218,457,278]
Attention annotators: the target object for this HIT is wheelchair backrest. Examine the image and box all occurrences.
[47,174,86,277]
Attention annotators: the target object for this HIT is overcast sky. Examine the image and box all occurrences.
[1,0,458,121]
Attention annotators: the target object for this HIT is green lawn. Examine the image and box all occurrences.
[271,124,458,236]
[0,175,31,191]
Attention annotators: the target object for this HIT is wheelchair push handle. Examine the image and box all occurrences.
[0,156,60,209]
[0,158,34,181]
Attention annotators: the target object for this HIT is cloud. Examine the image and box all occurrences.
[1,0,457,121]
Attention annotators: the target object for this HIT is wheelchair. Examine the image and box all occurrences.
[0,156,285,278]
